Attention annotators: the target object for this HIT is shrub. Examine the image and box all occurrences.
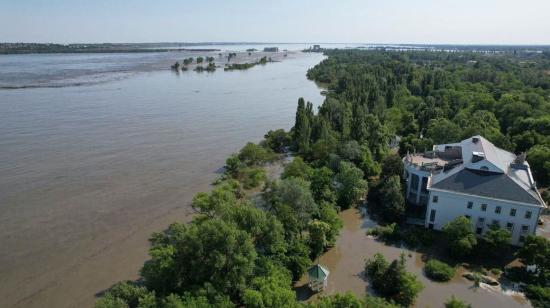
[425,259,456,282]
[490,268,503,276]
[239,167,266,189]
[365,253,423,307]
[523,284,550,308]
[444,295,472,308]
[366,223,399,242]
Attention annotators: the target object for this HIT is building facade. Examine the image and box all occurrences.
[403,136,546,245]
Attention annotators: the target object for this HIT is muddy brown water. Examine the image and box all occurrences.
[0,52,324,307]
[297,209,531,308]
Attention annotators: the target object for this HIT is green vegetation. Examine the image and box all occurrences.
[366,224,435,249]
[444,296,472,308]
[365,253,424,307]
[306,49,550,190]
[100,48,550,307]
[308,292,399,308]
[424,259,456,282]
[443,216,478,258]
[225,56,270,71]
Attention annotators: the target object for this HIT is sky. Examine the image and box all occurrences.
[1,0,549,45]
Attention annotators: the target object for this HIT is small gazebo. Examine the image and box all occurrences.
[307,264,330,292]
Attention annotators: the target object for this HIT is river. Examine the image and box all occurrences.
[0,48,325,307]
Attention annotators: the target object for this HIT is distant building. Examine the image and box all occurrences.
[263,47,279,52]
[313,44,321,51]
[403,136,546,245]
[307,264,329,292]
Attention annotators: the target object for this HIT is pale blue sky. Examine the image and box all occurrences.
[1,0,549,44]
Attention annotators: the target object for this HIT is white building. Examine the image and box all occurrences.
[403,136,546,245]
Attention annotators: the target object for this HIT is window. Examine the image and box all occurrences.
[421,177,429,193]
[430,209,436,222]
[506,222,514,232]
[521,225,529,233]
[467,201,473,209]
[432,195,438,203]
[478,217,485,223]
[519,236,526,243]
[495,206,501,214]
[465,215,471,220]
[510,208,516,217]
[491,220,500,227]
[481,204,487,212]
[476,227,483,235]
[525,211,532,219]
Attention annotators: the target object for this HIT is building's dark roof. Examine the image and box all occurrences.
[430,168,541,205]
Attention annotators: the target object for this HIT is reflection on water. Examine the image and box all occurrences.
[0,52,324,307]
[297,208,531,308]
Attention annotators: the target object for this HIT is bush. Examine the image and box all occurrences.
[424,259,456,282]
[366,223,399,242]
[239,167,266,189]
[490,268,503,276]
[402,227,435,248]
[444,295,472,308]
[523,284,550,308]
[365,253,423,307]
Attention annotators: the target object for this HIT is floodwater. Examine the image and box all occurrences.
[0,50,325,307]
[297,209,531,308]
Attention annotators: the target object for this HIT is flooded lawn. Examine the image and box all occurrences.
[296,208,531,308]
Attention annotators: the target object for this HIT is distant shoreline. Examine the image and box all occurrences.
[0,43,222,55]
[3,42,550,55]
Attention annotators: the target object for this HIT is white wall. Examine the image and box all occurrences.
[425,189,541,245]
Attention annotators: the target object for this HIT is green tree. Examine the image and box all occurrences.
[317,202,343,246]
[377,175,405,222]
[516,235,550,284]
[443,216,477,258]
[359,144,381,178]
[262,129,290,153]
[380,154,404,180]
[293,98,313,154]
[483,225,512,254]
[310,292,363,308]
[310,167,336,204]
[365,253,423,307]
[141,219,257,299]
[307,220,332,258]
[426,118,462,144]
[238,142,276,166]
[282,157,313,179]
[527,145,550,185]
[242,263,298,308]
[95,281,155,308]
[335,161,368,209]
[268,177,318,234]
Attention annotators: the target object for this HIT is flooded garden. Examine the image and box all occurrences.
[296,208,531,307]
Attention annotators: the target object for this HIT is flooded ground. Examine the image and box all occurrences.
[296,208,531,308]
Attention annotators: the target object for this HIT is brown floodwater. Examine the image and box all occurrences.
[0,51,325,307]
[297,209,531,308]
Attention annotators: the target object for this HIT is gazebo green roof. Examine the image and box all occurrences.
[308,264,330,281]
